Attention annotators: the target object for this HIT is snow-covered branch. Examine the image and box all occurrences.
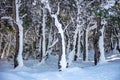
[21,14,27,19]
[48,38,58,49]
[1,16,13,20]
[56,3,60,15]
[88,22,97,31]
[63,22,71,32]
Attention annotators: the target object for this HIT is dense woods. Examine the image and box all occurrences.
[0,0,120,71]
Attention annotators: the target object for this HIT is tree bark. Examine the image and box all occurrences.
[12,0,19,68]
[57,33,63,70]
[83,30,86,61]
[93,17,101,65]
[13,0,24,68]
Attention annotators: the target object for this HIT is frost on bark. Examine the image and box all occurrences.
[99,25,106,64]
[39,7,47,63]
[41,0,67,70]
[52,15,67,71]
[68,0,83,66]
[13,0,24,68]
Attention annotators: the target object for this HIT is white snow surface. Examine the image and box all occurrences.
[0,53,120,80]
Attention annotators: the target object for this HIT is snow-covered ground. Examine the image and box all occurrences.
[0,52,120,80]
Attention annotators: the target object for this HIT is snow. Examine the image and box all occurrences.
[76,31,81,59]
[99,26,106,64]
[17,24,24,67]
[68,50,75,66]
[48,39,58,49]
[15,0,24,67]
[103,0,115,9]
[53,14,67,70]
[41,0,67,70]
[0,53,120,80]
[1,16,13,21]
[32,0,37,6]
[68,27,79,65]
[41,8,47,63]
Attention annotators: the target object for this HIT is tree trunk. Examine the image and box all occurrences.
[76,31,81,60]
[74,33,78,61]
[99,25,106,64]
[83,30,86,61]
[13,0,24,68]
[93,17,101,65]
[14,24,19,68]
[13,0,19,68]
[41,8,46,63]
[57,33,63,70]
[93,31,101,65]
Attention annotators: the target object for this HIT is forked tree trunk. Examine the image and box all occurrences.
[53,15,67,70]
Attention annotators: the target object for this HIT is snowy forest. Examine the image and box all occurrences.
[0,0,120,80]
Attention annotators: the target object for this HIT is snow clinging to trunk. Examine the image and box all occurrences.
[42,0,67,70]
[15,0,24,67]
[99,25,106,64]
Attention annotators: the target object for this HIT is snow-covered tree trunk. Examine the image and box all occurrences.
[42,0,67,70]
[76,31,81,60]
[46,26,54,56]
[68,0,83,66]
[85,29,89,62]
[66,39,71,54]
[52,15,67,70]
[68,27,79,65]
[39,37,42,61]
[14,0,24,68]
[99,25,106,64]
[84,22,97,62]
[40,7,47,63]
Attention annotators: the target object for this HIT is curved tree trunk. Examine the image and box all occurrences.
[13,0,24,68]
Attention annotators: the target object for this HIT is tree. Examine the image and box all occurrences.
[13,0,24,68]
[41,0,67,70]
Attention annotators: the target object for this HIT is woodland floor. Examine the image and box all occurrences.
[0,51,120,80]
